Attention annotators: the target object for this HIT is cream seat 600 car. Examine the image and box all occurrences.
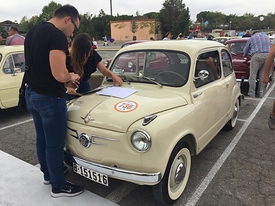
[0,45,25,109]
[64,40,242,205]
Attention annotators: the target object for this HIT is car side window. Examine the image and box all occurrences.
[221,50,233,77]
[194,51,221,88]
[3,53,25,74]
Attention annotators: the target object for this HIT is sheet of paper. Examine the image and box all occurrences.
[97,87,137,99]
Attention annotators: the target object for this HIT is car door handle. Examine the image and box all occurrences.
[225,83,229,89]
[193,92,202,98]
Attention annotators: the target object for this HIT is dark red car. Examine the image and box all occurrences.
[104,40,150,68]
[225,38,274,83]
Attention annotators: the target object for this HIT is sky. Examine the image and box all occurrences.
[1,0,275,23]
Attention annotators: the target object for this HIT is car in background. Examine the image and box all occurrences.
[64,40,242,205]
[213,36,240,44]
[104,40,150,68]
[225,37,274,84]
[0,45,25,109]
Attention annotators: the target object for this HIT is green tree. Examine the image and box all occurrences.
[39,1,62,22]
[159,0,190,38]
[131,19,138,39]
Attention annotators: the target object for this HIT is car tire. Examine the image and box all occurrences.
[152,142,191,205]
[223,98,239,131]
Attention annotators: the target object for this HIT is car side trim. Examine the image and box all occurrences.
[65,151,162,184]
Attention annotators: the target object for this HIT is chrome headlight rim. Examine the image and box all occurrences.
[131,129,151,152]
[128,61,133,68]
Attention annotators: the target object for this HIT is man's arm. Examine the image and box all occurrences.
[50,50,79,83]
[243,41,250,57]
[262,44,275,85]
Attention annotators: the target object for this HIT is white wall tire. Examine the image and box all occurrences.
[153,143,191,205]
[224,98,239,131]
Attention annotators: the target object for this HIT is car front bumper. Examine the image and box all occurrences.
[64,151,162,185]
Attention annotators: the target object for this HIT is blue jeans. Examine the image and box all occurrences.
[66,80,90,100]
[25,87,66,188]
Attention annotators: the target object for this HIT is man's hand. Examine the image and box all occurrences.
[262,75,270,86]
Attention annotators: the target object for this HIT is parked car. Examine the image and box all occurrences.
[213,36,240,44]
[225,37,274,84]
[104,40,150,68]
[0,45,25,109]
[64,40,242,205]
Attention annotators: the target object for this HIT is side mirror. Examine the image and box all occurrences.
[194,70,209,81]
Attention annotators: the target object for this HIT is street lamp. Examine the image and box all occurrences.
[229,21,232,30]
[110,0,113,16]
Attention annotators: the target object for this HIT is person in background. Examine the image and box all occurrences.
[242,30,251,38]
[262,37,275,130]
[176,33,184,40]
[24,4,84,198]
[0,35,2,44]
[163,31,172,40]
[6,26,25,45]
[92,37,98,49]
[150,37,155,40]
[243,31,271,98]
[103,35,109,46]
[205,31,214,40]
[66,33,123,100]
[196,33,203,38]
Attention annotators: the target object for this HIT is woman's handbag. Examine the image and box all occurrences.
[18,67,28,111]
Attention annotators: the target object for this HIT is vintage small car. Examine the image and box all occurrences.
[64,40,242,205]
[0,45,25,109]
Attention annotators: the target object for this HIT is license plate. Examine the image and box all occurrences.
[73,163,108,186]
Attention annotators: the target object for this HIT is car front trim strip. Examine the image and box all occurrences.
[66,151,162,184]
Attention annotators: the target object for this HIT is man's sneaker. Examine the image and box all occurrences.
[43,165,69,185]
[43,179,50,185]
[51,181,84,198]
[268,114,275,130]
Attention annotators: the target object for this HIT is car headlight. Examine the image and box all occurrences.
[128,62,133,68]
[131,130,151,152]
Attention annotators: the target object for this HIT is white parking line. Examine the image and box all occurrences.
[185,82,275,206]
[0,118,33,131]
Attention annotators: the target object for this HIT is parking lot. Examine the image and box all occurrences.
[0,47,275,206]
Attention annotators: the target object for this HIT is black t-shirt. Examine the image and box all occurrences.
[24,22,68,98]
[66,50,102,81]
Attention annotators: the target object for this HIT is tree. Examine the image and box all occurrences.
[159,0,190,38]
[39,1,62,22]
[131,19,138,39]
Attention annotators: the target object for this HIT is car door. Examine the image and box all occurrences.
[0,52,25,108]
[191,50,227,151]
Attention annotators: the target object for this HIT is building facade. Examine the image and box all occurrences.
[110,19,162,41]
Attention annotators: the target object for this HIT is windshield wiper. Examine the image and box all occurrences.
[133,75,163,88]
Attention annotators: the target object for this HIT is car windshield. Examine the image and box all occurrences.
[109,50,190,87]
[226,42,247,55]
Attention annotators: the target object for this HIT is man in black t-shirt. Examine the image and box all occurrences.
[24,4,84,198]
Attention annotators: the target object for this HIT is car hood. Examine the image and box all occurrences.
[67,87,188,132]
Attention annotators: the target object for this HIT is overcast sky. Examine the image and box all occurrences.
[1,0,275,23]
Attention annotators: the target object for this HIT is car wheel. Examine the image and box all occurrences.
[152,143,191,205]
[223,98,239,131]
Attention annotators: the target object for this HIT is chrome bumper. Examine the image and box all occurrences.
[65,151,162,185]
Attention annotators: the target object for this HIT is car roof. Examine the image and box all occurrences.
[121,40,150,47]
[225,38,249,44]
[0,45,24,54]
[117,40,226,56]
